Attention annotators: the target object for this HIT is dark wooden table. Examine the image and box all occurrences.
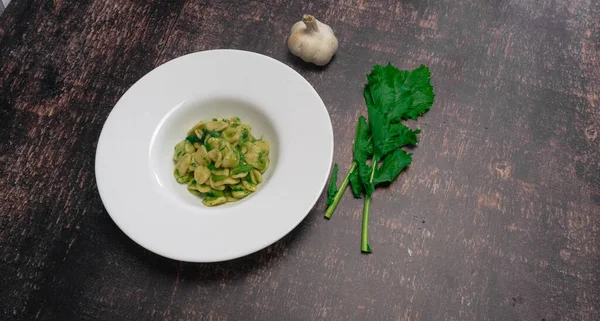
[1,1,599,320]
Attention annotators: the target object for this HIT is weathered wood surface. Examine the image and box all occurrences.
[1,0,599,320]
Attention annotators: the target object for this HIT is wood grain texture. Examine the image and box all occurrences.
[1,0,599,320]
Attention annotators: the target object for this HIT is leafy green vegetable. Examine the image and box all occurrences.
[324,162,356,219]
[231,164,254,175]
[358,110,419,195]
[373,150,412,185]
[186,135,202,144]
[206,190,224,198]
[348,170,363,198]
[368,107,420,158]
[326,164,339,205]
[346,116,372,198]
[324,63,435,253]
[326,116,371,214]
[366,64,434,121]
[208,131,222,139]
[212,175,228,181]
[240,128,250,143]
[353,116,373,163]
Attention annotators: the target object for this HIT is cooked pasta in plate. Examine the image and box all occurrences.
[173,117,270,206]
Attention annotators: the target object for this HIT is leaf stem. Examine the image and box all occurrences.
[361,195,372,252]
[324,162,357,219]
[361,156,379,253]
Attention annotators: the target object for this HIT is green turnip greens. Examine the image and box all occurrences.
[325,64,435,253]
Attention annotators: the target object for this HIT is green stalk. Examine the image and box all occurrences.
[324,162,357,219]
[361,156,379,253]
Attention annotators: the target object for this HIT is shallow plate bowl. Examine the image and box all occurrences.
[95,50,333,262]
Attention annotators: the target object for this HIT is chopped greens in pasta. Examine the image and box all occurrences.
[173,117,270,206]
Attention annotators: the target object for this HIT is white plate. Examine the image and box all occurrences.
[95,50,333,262]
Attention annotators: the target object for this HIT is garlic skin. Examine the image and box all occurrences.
[288,15,338,66]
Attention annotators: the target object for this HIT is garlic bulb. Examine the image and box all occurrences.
[288,15,338,66]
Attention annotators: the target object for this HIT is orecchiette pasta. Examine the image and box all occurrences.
[173,117,270,206]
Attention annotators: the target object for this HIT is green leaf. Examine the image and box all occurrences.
[366,64,435,121]
[240,128,250,144]
[206,190,224,198]
[366,107,387,158]
[208,131,222,138]
[231,164,253,175]
[355,63,434,253]
[387,124,420,149]
[366,64,409,116]
[348,170,363,198]
[368,107,420,157]
[401,65,436,120]
[353,116,373,163]
[373,150,412,186]
[185,134,202,144]
[212,175,228,181]
[352,116,375,196]
[326,164,339,205]
[359,160,374,196]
